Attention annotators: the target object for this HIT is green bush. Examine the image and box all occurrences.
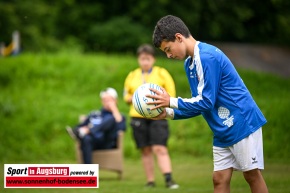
[88,17,151,53]
[1,1,289,52]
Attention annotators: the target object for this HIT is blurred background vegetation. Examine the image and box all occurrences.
[0,0,290,164]
[0,0,290,53]
[0,53,289,163]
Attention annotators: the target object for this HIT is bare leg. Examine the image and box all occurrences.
[152,145,172,173]
[141,146,154,182]
[243,169,268,193]
[213,168,233,193]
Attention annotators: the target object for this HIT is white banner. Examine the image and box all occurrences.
[4,164,99,188]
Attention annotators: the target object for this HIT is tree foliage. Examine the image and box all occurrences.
[0,0,289,52]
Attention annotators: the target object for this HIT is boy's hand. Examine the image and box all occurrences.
[146,87,170,110]
[151,109,167,120]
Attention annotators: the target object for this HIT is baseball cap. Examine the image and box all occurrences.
[100,87,118,99]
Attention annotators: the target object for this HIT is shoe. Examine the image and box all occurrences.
[166,180,179,189]
[145,182,155,187]
[66,126,77,140]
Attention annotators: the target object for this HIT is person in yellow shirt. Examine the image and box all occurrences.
[124,44,178,189]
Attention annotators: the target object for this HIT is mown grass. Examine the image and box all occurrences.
[0,52,290,163]
[1,157,290,193]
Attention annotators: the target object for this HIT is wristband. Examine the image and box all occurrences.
[165,108,174,119]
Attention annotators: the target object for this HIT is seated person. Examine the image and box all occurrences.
[67,88,126,164]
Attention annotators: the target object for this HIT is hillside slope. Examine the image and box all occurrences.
[0,52,289,163]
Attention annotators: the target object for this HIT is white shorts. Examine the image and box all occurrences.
[213,128,264,172]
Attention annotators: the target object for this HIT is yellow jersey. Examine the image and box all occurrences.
[123,66,176,118]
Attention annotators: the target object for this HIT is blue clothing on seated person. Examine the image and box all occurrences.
[74,108,126,164]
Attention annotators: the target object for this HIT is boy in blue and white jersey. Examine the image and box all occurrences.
[148,15,268,193]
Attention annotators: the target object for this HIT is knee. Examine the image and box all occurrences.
[243,169,261,185]
[152,145,168,156]
[212,173,222,187]
[81,135,93,145]
[141,147,152,156]
[213,171,231,187]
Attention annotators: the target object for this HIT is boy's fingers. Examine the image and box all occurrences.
[150,105,161,110]
[147,100,161,104]
[159,87,166,93]
[148,88,162,95]
[150,110,166,120]
[146,94,160,99]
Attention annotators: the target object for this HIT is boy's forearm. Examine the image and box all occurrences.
[169,95,214,112]
[172,108,201,120]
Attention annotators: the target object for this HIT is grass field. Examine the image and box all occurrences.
[1,157,290,193]
[0,52,290,192]
[1,52,290,161]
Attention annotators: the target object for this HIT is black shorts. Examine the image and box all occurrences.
[130,117,169,148]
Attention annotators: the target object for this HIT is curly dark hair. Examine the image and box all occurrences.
[152,15,191,48]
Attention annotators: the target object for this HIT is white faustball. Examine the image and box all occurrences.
[132,83,164,118]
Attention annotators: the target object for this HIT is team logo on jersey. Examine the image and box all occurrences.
[190,71,194,78]
[189,62,194,70]
[218,107,234,127]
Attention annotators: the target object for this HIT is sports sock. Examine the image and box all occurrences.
[164,173,172,183]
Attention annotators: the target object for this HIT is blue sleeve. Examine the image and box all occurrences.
[116,115,126,131]
[173,109,201,120]
[90,115,114,134]
[176,52,222,112]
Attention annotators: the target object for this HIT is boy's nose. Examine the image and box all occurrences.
[166,53,172,58]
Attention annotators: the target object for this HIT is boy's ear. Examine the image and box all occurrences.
[175,33,183,42]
